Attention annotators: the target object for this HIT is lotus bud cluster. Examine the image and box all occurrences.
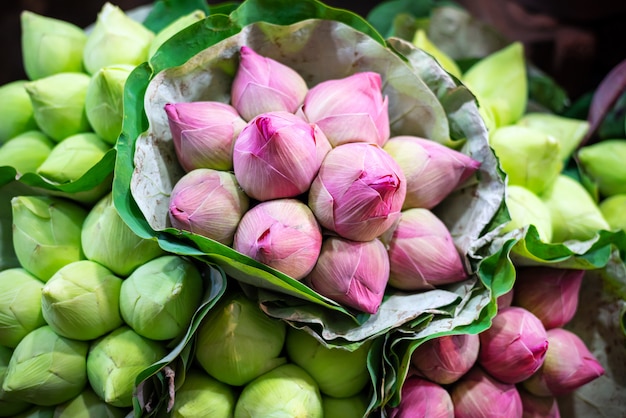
[0,81,38,143]
[165,101,246,172]
[387,376,454,418]
[0,131,53,176]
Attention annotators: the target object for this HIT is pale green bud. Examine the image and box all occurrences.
[36,132,110,184]
[501,185,553,242]
[577,139,626,197]
[148,10,206,59]
[20,11,86,80]
[541,174,610,242]
[599,194,626,231]
[85,65,134,145]
[120,255,203,341]
[2,326,88,406]
[171,369,236,418]
[322,393,369,418]
[52,386,128,418]
[234,363,323,418]
[41,260,123,341]
[11,195,87,282]
[0,81,38,144]
[83,3,155,75]
[0,268,45,348]
[517,112,589,162]
[86,326,166,408]
[0,131,54,176]
[81,192,164,277]
[0,346,31,416]
[24,73,91,142]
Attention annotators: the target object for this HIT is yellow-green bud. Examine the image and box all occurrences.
[0,346,31,416]
[599,194,626,231]
[577,139,626,197]
[52,386,128,418]
[501,185,553,242]
[322,392,369,418]
[148,10,206,59]
[0,131,54,176]
[171,369,236,418]
[0,81,38,144]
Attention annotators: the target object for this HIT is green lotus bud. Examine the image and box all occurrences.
[41,260,123,341]
[322,392,369,418]
[119,255,203,341]
[0,346,31,416]
[86,326,166,408]
[171,369,236,418]
[0,81,38,144]
[20,11,86,80]
[0,131,54,175]
[24,73,91,142]
[462,42,527,127]
[234,363,323,418]
[412,29,462,79]
[541,174,610,242]
[36,132,110,184]
[11,195,87,282]
[148,10,206,59]
[0,268,45,348]
[489,125,563,195]
[517,112,589,162]
[85,65,134,145]
[11,405,55,418]
[81,192,164,277]
[578,139,626,197]
[83,3,155,75]
[501,185,553,242]
[195,292,287,386]
[285,327,371,398]
[52,386,128,418]
[599,194,626,231]
[2,326,88,406]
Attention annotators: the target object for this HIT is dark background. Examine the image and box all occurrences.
[2,0,626,101]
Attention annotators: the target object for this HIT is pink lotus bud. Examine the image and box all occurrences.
[233,111,331,201]
[513,267,583,329]
[164,101,246,172]
[387,376,454,418]
[519,387,560,418]
[306,236,389,314]
[450,366,523,418]
[169,168,250,246]
[308,142,406,242]
[301,72,390,147]
[233,199,322,280]
[381,208,467,291]
[410,333,480,385]
[383,136,481,209]
[478,306,549,384]
[522,328,604,397]
[497,288,514,310]
[231,45,308,121]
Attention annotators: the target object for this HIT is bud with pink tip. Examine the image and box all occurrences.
[306,236,389,314]
[301,72,390,147]
[233,111,331,201]
[478,306,549,384]
[233,199,322,281]
[164,101,246,171]
[383,135,481,209]
[308,142,406,242]
[231,45,308,121]
[387,376,454,418]
[381,208,467,291]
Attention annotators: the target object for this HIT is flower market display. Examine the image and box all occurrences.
[0,0,624,417]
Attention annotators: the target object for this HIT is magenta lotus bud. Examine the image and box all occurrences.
[387,376,454,418]
[233,111,331,201]
[478,306,549,384]
[381,208,467,291]
[518,387,560,418]
[497,288,514,310]
[523,328,604,397]
[164,101,246,172]
[308,142,406,242]
[169,168,250,246]
[410,333,480,385]
[450,366,523,418]
[513,267,583,329]
[306,236,389,314]
[233,199,322,280]
[301,71,390,147]
[231,45,308,121]
[383,136,481,209]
